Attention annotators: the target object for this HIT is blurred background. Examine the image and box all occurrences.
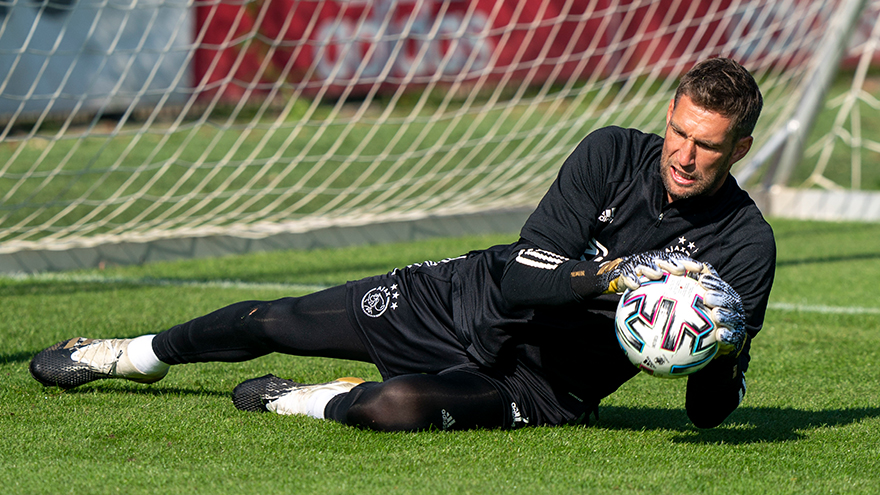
[1,0,877,272]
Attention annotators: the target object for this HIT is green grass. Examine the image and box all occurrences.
[3,219,880,494]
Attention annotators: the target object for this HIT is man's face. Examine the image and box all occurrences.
[660,95,753,202]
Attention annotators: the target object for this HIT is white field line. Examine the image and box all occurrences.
[5,273,880,315]
[3,272,331,294]
[767,302,880,315]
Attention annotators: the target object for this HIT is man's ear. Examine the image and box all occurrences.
[666,98,675,125]
[729,135,753,166]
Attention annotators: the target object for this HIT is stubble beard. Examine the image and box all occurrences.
[660,154,731,202]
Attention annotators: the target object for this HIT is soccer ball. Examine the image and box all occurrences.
[614,272,719,378]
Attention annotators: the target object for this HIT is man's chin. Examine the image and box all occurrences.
[667,190,690,202]
[663,177,698,201]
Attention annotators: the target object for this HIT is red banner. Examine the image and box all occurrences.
[193,0,844,102]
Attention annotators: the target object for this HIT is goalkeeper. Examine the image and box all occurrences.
[29,58,775,431]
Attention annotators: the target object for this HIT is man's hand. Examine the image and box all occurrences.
[698,272,747,356]
[597,250,707,294]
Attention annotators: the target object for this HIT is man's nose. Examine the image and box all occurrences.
[678,140,696,167]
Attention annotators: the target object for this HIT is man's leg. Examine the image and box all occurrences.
[29,285,370,388]
[152,284,369,364]
[233,370,512,431]
[336,372,511,430]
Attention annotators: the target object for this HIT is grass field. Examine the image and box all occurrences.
[2,218,880,494]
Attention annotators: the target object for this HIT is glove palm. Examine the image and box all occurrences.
[599,251,748,357]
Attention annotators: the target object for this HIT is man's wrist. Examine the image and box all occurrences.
[570,260,605,299]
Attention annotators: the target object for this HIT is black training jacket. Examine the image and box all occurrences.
[450,126,776,427]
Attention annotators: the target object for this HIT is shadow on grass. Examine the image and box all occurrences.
[35,382,233,399]
[1,350,38,364]
[78,384,232,399]
[23,373,880,444]
[597,405,880,444]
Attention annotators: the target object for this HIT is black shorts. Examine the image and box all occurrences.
[346,260,466,378]
[345,260,597,427]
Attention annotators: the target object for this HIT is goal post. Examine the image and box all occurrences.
[736,0,880,221]
[0,0,874,273]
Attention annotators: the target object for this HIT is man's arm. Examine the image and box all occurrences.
[685,260,761,428]
[500,240,599,306]
[501,239,713,307]
[498,242,650,306]
[498,130,609,307]
[500,127,668,308]
[685,340,750,428]
[682,208,774,427]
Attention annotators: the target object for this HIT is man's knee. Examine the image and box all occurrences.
[237,298,296,342]
[344,378,435,431]
[331,373,508,431]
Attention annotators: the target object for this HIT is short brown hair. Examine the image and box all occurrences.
[674,58,763,142]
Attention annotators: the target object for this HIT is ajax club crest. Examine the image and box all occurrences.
[361,284,400,317]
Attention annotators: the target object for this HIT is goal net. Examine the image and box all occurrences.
[0,0,872,270]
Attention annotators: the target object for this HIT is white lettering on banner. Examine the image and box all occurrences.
[314,0,493,82]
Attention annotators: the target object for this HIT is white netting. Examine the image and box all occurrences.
[0,0,864,255]
[797,0,880,192]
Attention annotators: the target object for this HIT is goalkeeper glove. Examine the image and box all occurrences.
[697,269,747,357]
[596,250,707,294]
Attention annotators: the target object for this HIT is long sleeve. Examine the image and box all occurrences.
[499,128,635,308]
[684,342,750,428]
[500,239,611,307]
